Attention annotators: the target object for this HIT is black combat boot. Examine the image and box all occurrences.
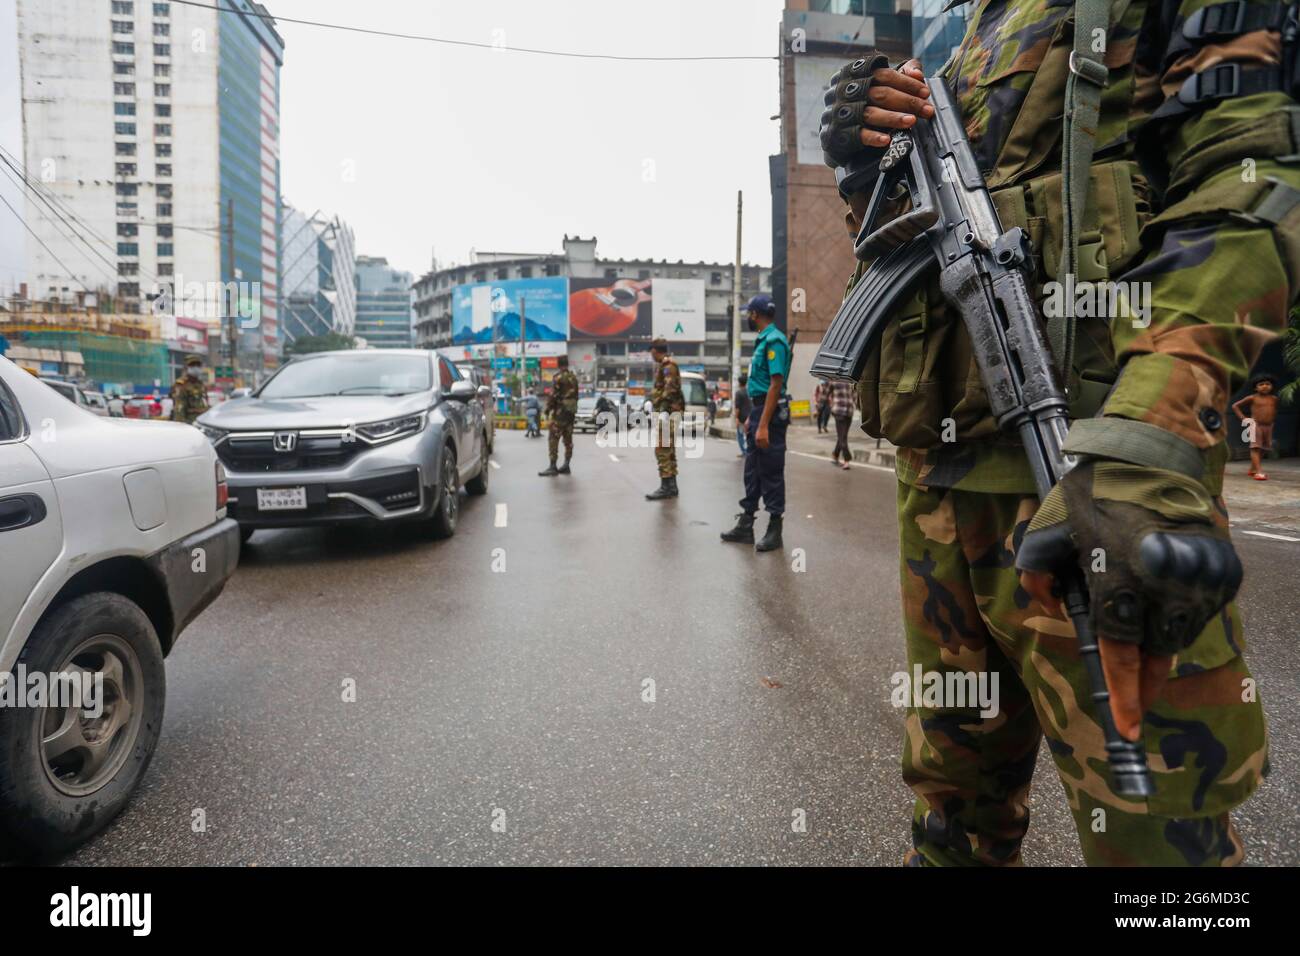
[755,515,783,552]
[719,512,755,543]
[645,476,678,500]
[557,459,571,475]
[538,460,559,477]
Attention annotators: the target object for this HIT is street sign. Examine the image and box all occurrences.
[525,358,540,369]
[492,358,514,370]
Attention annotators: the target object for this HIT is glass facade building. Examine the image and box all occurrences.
[355,257,414,349]
[217,0,284,372]
[911,0,971,73]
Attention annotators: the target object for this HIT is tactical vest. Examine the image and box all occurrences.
[856,0,1300,449]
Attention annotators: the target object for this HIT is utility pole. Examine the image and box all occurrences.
[518,295,527,399]
[225,198,239,387]
[731,190,743,407]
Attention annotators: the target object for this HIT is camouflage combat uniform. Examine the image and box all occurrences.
[651,353,685,478]
[169,375,208,424]
[842,0,1298,865]
[547,368,579,463]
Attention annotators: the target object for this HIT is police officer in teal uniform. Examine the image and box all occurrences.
[720,294,790,552]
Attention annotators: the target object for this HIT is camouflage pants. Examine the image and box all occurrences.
[896,481,1267,866]
[548,410,574,462]
[654,413,676,478]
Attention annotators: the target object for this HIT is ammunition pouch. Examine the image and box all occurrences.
[1150,2,1299,122]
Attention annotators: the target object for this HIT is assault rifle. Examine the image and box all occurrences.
[811,76,1154,798]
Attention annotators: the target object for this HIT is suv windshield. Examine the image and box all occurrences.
[259,353,432,399]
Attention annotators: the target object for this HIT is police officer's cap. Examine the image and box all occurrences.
[743,294,775,317]
[185,355,203,367]
[650,336,669,351]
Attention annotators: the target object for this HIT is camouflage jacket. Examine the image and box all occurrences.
[845,0,1300,494]
[169,375,208,424]
[548,369,579,414]
[651,355,685,413]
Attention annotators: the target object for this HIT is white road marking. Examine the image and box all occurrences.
[495,503,508,528]
[1241,529,1300,542]
[609,454,620,462]
[489,460,500,470]
[789,449,893,473]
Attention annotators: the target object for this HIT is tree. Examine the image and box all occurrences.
[285,332,357,356]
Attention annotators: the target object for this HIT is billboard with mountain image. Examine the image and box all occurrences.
[451,277,569,345]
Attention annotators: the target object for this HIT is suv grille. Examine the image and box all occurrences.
[217,432,364,473]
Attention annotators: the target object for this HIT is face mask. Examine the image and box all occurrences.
[187,368,200,379]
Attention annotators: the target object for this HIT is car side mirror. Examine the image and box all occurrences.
[476,385,491,400]
[447,380,477,401]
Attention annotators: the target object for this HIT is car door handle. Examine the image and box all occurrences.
[0,493,47,533]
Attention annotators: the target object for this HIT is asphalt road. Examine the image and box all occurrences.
[60,429,1300,866]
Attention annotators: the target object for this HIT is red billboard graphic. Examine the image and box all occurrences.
[568,277,652,339]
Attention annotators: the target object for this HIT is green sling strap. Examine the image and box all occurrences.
[1054,0,1114,381]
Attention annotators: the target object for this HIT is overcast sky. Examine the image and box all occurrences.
[1,0,786,286]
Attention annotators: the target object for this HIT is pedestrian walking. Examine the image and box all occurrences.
[734,374,752,458]
[524,390,541,438]
[720,294,789,551]
[829,380,855,469]
[815,382,831,433]
[645,337,684,500]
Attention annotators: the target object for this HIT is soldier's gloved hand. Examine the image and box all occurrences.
[820,56,933,170]
[1015,460,1243,741]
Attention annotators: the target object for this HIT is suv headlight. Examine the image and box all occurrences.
[196,422,228,445]
[356,412,426,444]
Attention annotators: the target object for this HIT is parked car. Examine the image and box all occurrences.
[124,396,163,419]
[38,377,104,416]
[0,356,240,857]
[575,392,619,433]
[81,390,110,417]
[455,363,495,452]
[197,349,491,542]
[680,371,710,433]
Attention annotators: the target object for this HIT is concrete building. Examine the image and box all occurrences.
[15,0,284,383]
[280,201,356,347]
[413,236,771,394]
[354,256,413,349]
[774,0,912,402]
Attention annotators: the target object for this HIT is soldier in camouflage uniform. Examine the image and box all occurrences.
[170,355,209,425]
[646,336,684,500]
[539,355,579,477]
[820,0,1298,865]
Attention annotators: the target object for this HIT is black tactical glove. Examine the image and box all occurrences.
[1015,460,1243,657]
[819,53,892,171]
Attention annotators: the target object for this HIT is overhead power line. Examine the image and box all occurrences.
[0,191,92,294]
[169,0,776,62]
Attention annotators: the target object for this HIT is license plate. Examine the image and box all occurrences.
[256,487,307,511]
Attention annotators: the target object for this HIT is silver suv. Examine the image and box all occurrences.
[196,350,491,541]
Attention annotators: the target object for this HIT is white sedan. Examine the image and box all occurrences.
[0,359,240,858]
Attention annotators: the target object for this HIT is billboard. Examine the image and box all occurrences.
[650,278,705,341]
[568,277,705,341]
[451,277,569,345]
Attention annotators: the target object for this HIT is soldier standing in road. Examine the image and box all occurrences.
[818,0,1297,865]
[539,355,578,476]
[169,355,209,425]
[645,336,684,500]
[720,295,790,551]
